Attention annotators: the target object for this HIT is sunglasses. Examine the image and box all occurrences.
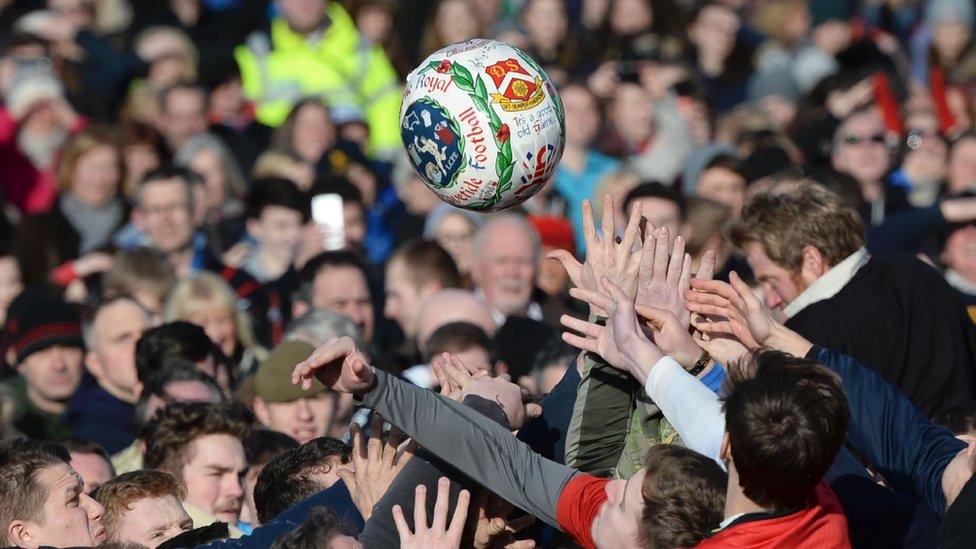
[844,132,887,146]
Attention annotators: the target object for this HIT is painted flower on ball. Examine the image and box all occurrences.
[496,124,511,144]
[435,60,452,74]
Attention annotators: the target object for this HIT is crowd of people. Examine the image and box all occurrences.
[1,0,976,547]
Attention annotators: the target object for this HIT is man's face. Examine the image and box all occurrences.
[948,137,976,192]
[279,0,328,34]
[161,88,207,149]
[138,179,195,254]
[697,167,746,217]
[831,113,890,186]
[115,495,192,548]
[69,452,113,495]
[88,300,150,402]
[562,86,599,146]
[452,346,493,375]
[943,225,976,280]
[591,468,645,548]
[744,243,804,312]
[180,434,246,526]
[473,223,537,317]
[18,345,84,405]
[312,266,374,343]
[257,394,337,444]
[343,203,367,249]
[384,259,431,338]
[248,206,303,262]
[17,464,106,547]
[610,84,654,145]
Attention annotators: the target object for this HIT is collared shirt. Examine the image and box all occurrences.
[475,288,545,326]
[784,247,870,319]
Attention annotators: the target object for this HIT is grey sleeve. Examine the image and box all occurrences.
[359,370,578,528]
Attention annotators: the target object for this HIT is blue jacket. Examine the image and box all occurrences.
[64,375,135,455]
[191,481,363,548]
[810,346,965,517]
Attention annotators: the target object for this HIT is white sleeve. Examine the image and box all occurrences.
[644,356,727,467]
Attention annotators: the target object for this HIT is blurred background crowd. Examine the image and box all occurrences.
[3,0,976,544]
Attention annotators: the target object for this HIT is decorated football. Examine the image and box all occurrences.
[399,39,565,211]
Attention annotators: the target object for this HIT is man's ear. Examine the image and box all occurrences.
[7,520,38,549]
[798,245,828,287]
[5,349,16,368]
[132,208,147,232]
[253,395,270,426]
[720,432,732,463]
[293,300,310,319]
[84,352,103,380]
[245,218,262,241]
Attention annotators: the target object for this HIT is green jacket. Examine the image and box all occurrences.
[564,352,681,479]
[0,376,71,441]
[235,2,402,157]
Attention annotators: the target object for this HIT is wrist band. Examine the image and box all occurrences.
[688,349,711,377]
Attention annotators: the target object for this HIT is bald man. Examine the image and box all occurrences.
[404,289,496,388]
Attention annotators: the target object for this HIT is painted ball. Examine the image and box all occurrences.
[400,39,565,212]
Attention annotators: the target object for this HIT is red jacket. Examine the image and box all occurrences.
[0,108,86,214]
[697,484,851,548]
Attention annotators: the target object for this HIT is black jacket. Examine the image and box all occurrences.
[786,253,976,419]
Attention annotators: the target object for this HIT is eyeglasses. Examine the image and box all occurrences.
[844,132,887,146]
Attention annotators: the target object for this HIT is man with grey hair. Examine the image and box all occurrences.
[471,214,544,325]
[65,296,151,455]
[284,308,363,348]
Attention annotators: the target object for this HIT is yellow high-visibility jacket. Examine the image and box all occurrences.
[235,2,402,157]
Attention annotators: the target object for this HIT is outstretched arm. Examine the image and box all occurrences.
[357,367,576,528]
[292,340,578,530]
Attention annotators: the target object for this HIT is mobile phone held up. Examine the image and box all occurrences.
[311,193,345,251]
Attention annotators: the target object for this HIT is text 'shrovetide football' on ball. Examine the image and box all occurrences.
[400,39,565,212]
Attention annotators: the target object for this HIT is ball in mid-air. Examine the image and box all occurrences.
[400,39,565,212]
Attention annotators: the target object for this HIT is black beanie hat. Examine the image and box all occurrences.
[4,289,83,364]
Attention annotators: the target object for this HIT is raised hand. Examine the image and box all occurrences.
[433,353,488,402]
[686,272,813,358]
[633,305,704,371]
[394,478,470,549]
[339,413,417,519]
[469,489,536,549]
[561,276,665,384]
[635,227,693,327]
[291,336,374,394]
[548,195,644,316]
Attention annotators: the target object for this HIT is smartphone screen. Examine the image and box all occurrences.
[311,194,345,251]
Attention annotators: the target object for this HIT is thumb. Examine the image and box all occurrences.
[338,467,357,487]
[525,403,543,419]
[634,304,671,327]
[487,517,507,536]
[546,249,580,275]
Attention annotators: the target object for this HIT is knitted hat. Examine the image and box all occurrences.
[255,340,327,403]
[926,0,976,27]
[529,216,575,255]
[4,289,83,364]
